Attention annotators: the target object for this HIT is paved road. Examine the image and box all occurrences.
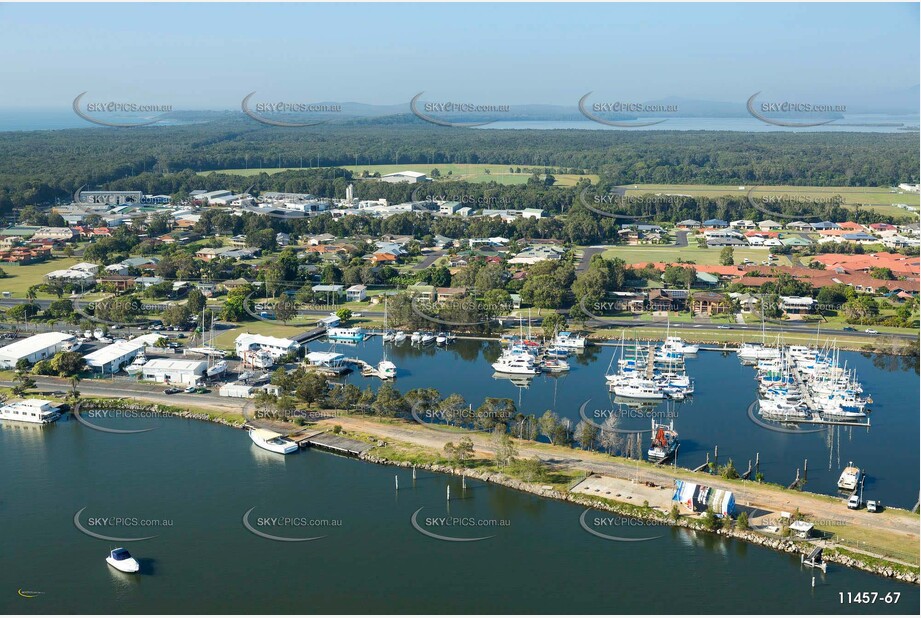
[576,246,610,272]
[674,230,689,247]
[413,251,444,270]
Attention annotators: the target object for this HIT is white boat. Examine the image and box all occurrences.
[542,358,570,372]
[410,331,422,343]
[393,331,407,343]
[738,343,780,362]
[662,336,699,355]
[435,333,448,345]
[837,465,861,491]
[553,331,586,349]
[93,328,105,340]
[125,354,147,375]
[382,331,395,342]
[206,360,228,378]
[328,327,365,342]
[377,360,397,379]
[492,354,540,375]
[759,398,808,419]
[106,548,140,574]
[420,332,436,345]
[0,399,61,424]
[648,420,678,461]
[83,330,93,339]
[612,378,665,400]
[249,428,298,455]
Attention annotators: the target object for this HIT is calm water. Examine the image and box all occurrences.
[1,417,917,614]
[319,339,920,508]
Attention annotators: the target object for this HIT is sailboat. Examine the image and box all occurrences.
[377,298,397,379]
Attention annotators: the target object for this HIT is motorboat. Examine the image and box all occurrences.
[327,327,365,342]
[552,331,586,349]
[662,336,699,355]
[125,354,147,376]
[393,331,407,343]
[106,548,140,574]
[377,360,397,379]
[612,378,664,400]
[837,464,862,491]
[759,398,808,419]
[492,353,540,375]
[435,333,448,345]
[410,331,422,343]
[542,358,570,372]
[738,343,781,362]
[382,331,395,342]
[0,399,61,424]
[420,332,436,345]
[544,347,569,359]
[249,428,298,454]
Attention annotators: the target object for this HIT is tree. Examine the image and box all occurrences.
[11,370,36,397]
[700,508,721,531]
[275,298,297,324]
[719,459,740,479]
[574,420,599,451]
[541,312,567,339]
[539,410,561,444]
[492,427,517,467]
[335,308,352,324]
[444,436,474,466]
[51,351,86,377]
[719,247,735,266]
[736,511,749,530]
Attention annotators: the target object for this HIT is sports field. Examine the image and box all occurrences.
[599,245,780,266]
[1,257,81,297]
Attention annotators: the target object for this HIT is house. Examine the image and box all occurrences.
[690,292,731,315]
[779,296,815,315]
[676,219,700,229]
[647,289,685,312]
[436,287,467,302]
[276,232,291,246]
[222,277,253,292]
[842,232,877,243]
[508,245,566,265]
[811,221,840,230]
[730,220,756,230]
[758,220,782,231]
[308,233,336,246]
[135,276,165,289]
[32,227,76,242]
[96,274,136,292]
[780,236,813,247]
[695,272,720,287]
[407,283,436,301]
[786,221,813,231]
[346,284,367,302]
[702,219,728,228]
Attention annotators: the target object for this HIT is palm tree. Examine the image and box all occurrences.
[69,375,82,403]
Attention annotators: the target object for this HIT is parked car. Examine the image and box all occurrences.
[866,500,880,513]
[847,494,861,509]
[864,329,879,335]
[184,386,197,393]
[164,388,181,395]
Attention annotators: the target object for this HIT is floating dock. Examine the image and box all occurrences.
[299,432,373,457]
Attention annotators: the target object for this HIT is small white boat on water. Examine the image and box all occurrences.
[435,333,447,345]
[662,336,699,355]
[377,359,397,379]
[106,548,140,573]
[420,332,435,345]
[542,358,570,372]
[838,464,861,492]
[382,331,395,342]
[393,331,407,343]
[612,378,665,400]
[410,331,422,343]
[249,428,298,455]
[553,331,586,349]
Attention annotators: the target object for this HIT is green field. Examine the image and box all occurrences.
[619,184,920,217]
[1,257,81,298]
[206,164,598,187]
[598,245,781,266]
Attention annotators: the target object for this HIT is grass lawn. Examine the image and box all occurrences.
[618,184,919,218]
[205,164,598,188]
[600,245,775,266]
[1,257,81,298]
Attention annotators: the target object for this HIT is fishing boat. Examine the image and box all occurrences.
[106,548,140,574]
[648,420,678,462]
[837,464,862,492]
[248,428,298,455]
[492,353,540,375]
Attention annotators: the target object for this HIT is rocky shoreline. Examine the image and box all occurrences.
[361,453,920,584]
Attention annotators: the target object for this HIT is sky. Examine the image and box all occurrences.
[0,2,918,111]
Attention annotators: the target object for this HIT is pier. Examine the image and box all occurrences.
[298,432,373,456]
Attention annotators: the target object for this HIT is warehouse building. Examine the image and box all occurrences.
[83,334,164,375]
[0,332,77,369]
[140,359,207,385]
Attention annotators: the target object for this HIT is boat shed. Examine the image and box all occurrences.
[0,332,77,369]
[83,334,164,375]
[141,359,207,385]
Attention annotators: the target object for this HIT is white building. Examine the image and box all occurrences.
[234,333,300,361]
[141,359,207,385]
[83,334,164,375]
[346,284,367,302]
[0,332,76,369]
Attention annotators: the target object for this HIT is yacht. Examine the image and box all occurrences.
[206,359,228,378]
[377,360,397,379]
[106,548,140,574]
[125,354,147,376]
[662,336,699,355]
[327,327,365,342]
[759,398,808,419]
[837,464,862,492]
[492,354,540,375]
[553,331,586,349]
[738,343,780,362]
[249,428,298,454]
[0,399,61,424]
[612,378,665,400]
[393,331,407,343]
